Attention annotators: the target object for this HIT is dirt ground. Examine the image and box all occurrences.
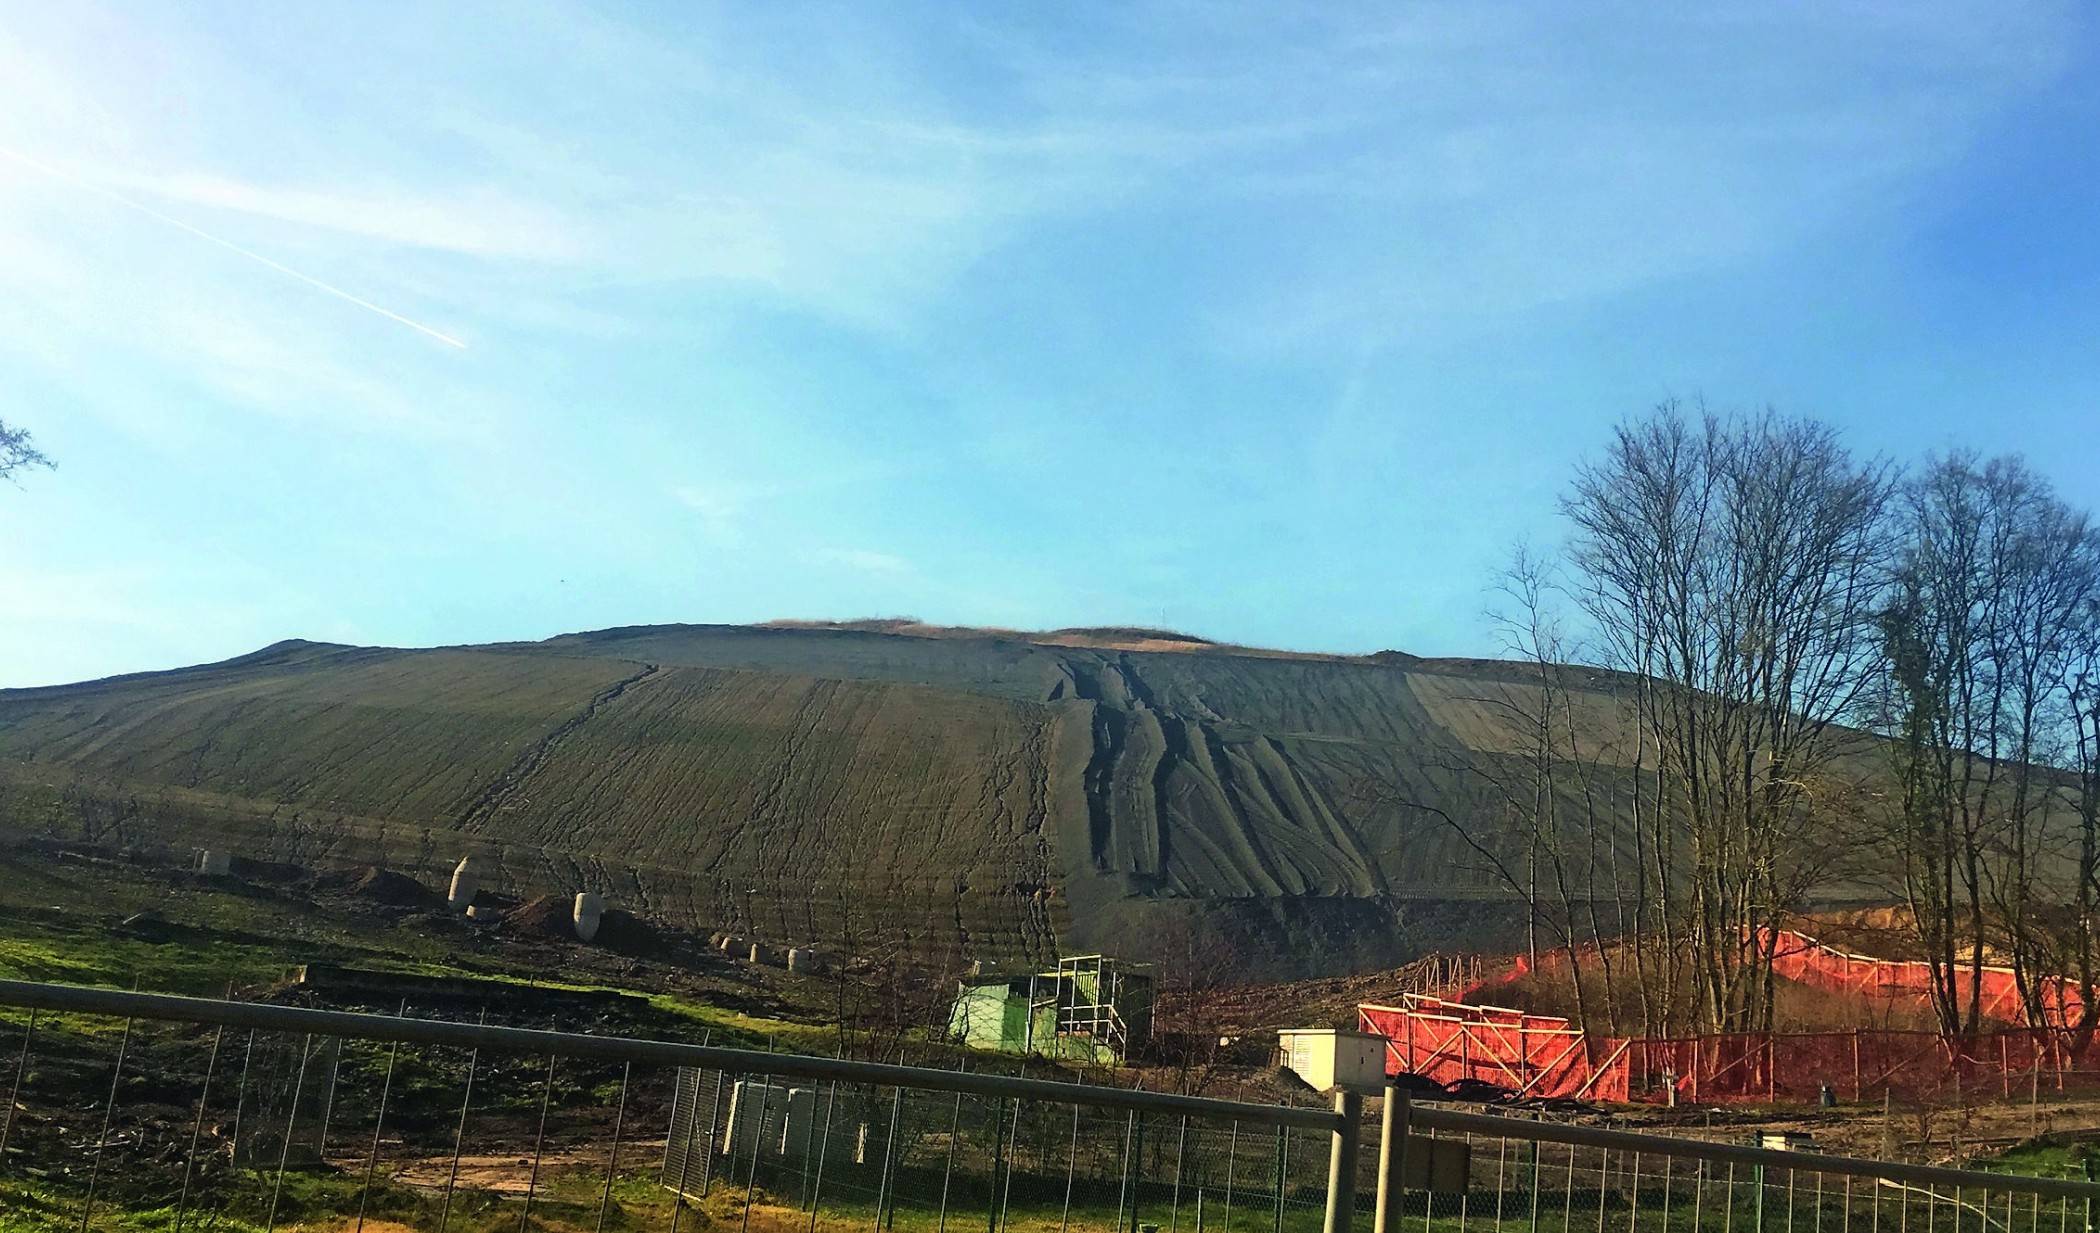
[4,840,2088,1198]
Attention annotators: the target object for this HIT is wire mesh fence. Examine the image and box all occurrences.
[1394,1110,2100,1233]
[659,1066,1339,1233]
[3,979,2097,1233]
[0,981,1341,1233]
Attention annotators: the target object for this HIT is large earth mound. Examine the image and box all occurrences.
[0,622,1732,979]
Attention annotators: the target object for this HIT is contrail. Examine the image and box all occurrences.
[0,144,467,349]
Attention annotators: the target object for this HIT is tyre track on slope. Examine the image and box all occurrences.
[451,660,660,834]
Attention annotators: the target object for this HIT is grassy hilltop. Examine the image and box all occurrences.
[0,621,1656,979]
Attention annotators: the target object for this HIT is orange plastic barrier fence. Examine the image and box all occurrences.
[1359,996,1631,1102]
[1359,993,2100,1106]
[1764,930,2091,1029]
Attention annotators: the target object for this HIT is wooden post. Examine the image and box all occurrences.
[1853,1029,1863,1103]
[2033,1048,2043,1137]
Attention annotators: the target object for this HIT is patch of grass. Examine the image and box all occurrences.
[0,929,298,994]
[643,991,832,1049]
[1971,1137,2095,1179]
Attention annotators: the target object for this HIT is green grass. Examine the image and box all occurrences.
[642,991,839,1050]
[1965,1137,2096,1180]
[0,1167,618,1233]
[2,1133,2068,1233]
[0,929,304,993]
[0,849,821,1038]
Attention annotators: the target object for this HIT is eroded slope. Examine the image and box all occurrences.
[0,624,1651,977]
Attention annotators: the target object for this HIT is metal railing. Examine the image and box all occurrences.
[1378,1099,2100,1233]
[0,978,1345,1233]
[0,977,2094,1233]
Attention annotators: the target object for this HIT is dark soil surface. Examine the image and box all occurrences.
[310,863,443,908]
[0,621,1965,979]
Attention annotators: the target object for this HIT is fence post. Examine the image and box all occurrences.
[1274,1124,1288,1233]
[1326,1087,1364,1233]
[2083,1154,2094,1233]
[1373,1087,1411,1233]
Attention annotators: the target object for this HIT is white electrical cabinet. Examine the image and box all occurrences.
[1277,1028,1388,1093]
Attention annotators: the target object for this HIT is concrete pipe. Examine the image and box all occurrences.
[573,892,604,943]
[448,856,482,913]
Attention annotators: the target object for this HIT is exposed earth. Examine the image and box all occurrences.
[0,619,1871,980]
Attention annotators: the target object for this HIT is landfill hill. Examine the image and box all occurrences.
[0,621,1769,980]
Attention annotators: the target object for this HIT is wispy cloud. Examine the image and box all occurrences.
[7,1,2076,380]
[0,145,469,349]
[0,0,2089,687]
[114,170,585,263]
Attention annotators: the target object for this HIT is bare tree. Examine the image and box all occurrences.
[1378,546,1635,1038]
[2067,607,2100,1051]
[1560,403,1896,1033]
[1485,547,1620,1034]
[1875,454,2100,1038]
[0,417,52,484]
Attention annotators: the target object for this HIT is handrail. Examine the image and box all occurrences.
[7,977,2091,1202]
[0,978,1339,1131]
[1411,1105,2100,1202]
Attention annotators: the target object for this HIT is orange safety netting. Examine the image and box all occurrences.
[1359,996,1631,1102]
[1622,1028,2097,1104]
[1358,994,2100,1107]
[1763,930,2091,1029]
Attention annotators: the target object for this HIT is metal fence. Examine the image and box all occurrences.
[658,1063,1343,1233]
[0,977,2094,1233]
[1395,1102,2100,1233]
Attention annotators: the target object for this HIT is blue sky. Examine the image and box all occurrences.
[3,2,2098,687]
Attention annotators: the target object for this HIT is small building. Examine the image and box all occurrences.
[947,954,1153,1064]
[1277,1028,1388,1094]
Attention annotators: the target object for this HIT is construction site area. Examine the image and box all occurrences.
[3,842,2100,1233]
[10,839,2100,1156]
[5,617,2100,1227]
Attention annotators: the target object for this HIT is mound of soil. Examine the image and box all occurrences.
[229,855,307,883]
[501,894,575,938]
[352,867,439,908]
[311,865,440,908]
[498,895,659,953]
[595,908,659,954]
